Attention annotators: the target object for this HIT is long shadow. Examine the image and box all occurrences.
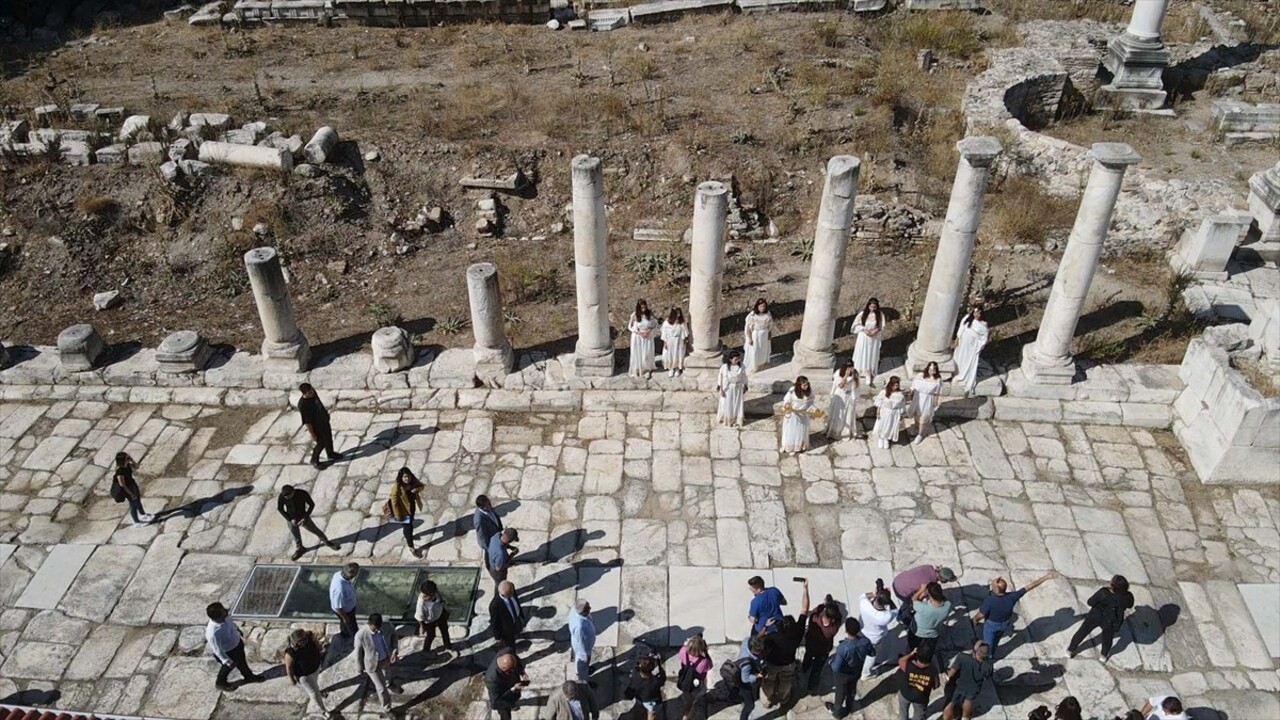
[1107,603,1180,657]
[519,558,621,604]
[153,485,253,522]
[308,321,442,366]
[996,606,1081,661]
[0,688,60,706]
[517,528,606,564]
[329,520,405,547]
[341,423,438,462]
[985,299,1145,369]
[416,499,521,551]
[1165,42,1280,101]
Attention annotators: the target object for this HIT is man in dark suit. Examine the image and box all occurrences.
[485,651,529,720]
[474,494,504,558]
[488,580,526,649]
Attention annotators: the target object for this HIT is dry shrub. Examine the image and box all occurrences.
[989,0,1128,24]
[1234,360,1280,399]
[892,12,983,59]
[619,51,661,83]
[75,195,118,217]
[984,176,1077,244]
[500,261,566,304]
[792,62,861,109]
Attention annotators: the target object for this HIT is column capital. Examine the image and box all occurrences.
[956,136,1003,167]
[1090,142,1142,169]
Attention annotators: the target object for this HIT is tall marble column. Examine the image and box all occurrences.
[1021,143,1141,384]
[687,181,729,366]
[467,262,515,382]
[571,154,615,376]
[906,136,1002,375]
[244,247,310,371]
[1102,0,1171,109]
[793,155,861,371]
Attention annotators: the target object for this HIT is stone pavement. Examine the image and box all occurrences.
[0,399,1278,720]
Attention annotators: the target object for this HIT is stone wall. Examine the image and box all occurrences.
[961,20,1247,254]
[1174,338,1280,484]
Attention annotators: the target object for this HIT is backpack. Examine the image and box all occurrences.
[676,660,702,693]
[719,657,753,690]
[110,477,126,503]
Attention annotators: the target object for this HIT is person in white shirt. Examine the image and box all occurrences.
[1141,695,1190,720]
[330,562,359,639]
[415,580,456,659]
[355,613,402,713]
[858,580,897,678]
[205,602,264,690]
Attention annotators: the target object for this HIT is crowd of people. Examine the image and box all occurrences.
[197,515,1169,720]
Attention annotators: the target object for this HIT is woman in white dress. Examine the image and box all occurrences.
[852,297,886,387]
[661,308,690,377]
[953,305,990,396]
[910,361,943,445]
[871,375,906,449]
[717,351,748,427]
[827,361,862,441]
[780,375,816,454]
[743,298,773,372]
[628,300,658,378]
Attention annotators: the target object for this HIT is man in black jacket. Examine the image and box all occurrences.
[489,580,527,650]
[485,651,529,720]
[277,485,340,560]
[298,383,343,468]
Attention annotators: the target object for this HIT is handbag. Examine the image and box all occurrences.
[381,499,393,520]
[110,480,126,503]
[676,661,702,693]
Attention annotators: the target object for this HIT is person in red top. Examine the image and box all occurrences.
[801,592,843,694]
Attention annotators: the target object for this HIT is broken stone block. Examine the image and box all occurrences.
[460,169,527,191]
[197,141,292,172]
[371,326,413,373]
[156,330,211,373]
[168,139,195,162]
[127,142,166,165]
[57,324,106,371]
[94,144,127,164]
[188,112,232,131]
[34,105,61,126]
[222,128,257,145]
[179,160,214,177]
[293,163,322,178]
[95,107,126,121]
[189,1,226,25]
[303,126,339,164]
[160,161,181,183]
[118,115,154,141]
[59,140,93,166]
[92,290,121,311]
[68,103,101,120]
[0,119,29,145]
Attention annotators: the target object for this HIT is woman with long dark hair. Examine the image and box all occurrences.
[662,307,690,377]
[744,297,773,372]
[717,351,748,427]
[910,361,943,445]
[1067,575,1134,662]
[852,297,886,387]
[780,375,816,454]
[629,299,659,378]
[112,451,154,525]
[872,375,906,449]
[953,305,989,396]
[827,361,861,441]
[388,466,424,555]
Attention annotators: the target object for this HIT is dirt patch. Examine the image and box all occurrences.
[0,7,1256,368]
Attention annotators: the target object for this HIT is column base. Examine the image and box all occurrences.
[685,347,724,369]
[904,342,957,379]
[474,345,515,386]
[573,347,615,377]
[790,343,836,373]
[1099,85,1169,112]
[262,335,311,373]
[1020,344,1078,386]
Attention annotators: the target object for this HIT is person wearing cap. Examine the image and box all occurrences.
[942,641,993,720]
[486,527,520,584]
[892,564,955,650]
[329,562,360,639]
[973,571,1057,661]
[355,613,402,714]
[568,598,598,684]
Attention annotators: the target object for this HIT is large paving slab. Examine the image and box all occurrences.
[14,543,96,610]
[1238,582,1280,658]
[151,553,255,625]
[669,566,725,646]
[575,563,621,647]
[723,568,773,642]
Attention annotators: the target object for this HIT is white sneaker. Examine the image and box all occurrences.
[912,436,924,445]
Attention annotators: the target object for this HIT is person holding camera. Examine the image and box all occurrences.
[625,651,667,720]
[485,651,530,720]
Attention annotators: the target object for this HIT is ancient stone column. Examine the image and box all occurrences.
[571,155,615,376]
[687,181,729,367]
[1102,0,1171,109]
[906,136,1002,375]
[1021,143,1141,384]
[467,262,515,382]
[793,155,861,371]
[244,247,310,372]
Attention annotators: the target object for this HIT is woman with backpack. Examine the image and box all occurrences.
[676,634,713,720]
[111,451,154,525]
[625,651,666,720]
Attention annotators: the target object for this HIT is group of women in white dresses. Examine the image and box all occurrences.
[635,294,992,449]
[628,301,692,378]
